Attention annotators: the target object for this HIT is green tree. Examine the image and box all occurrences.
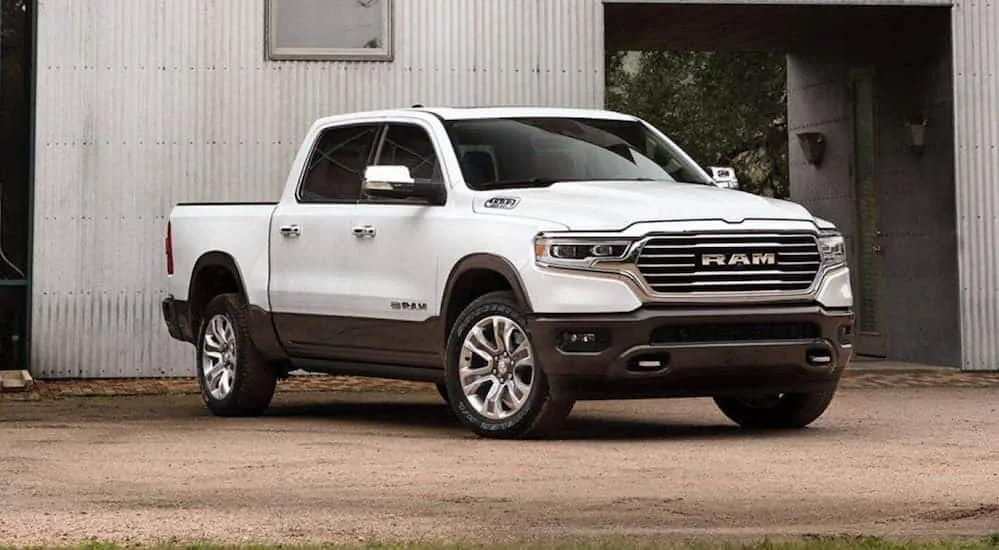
[606,50,789,198]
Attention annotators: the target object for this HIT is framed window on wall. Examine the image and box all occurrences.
[265,0,394,61]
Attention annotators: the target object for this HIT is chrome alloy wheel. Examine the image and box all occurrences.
[458,315,535,420]
[201,313,238,400]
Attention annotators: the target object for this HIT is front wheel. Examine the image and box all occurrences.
[713,389,838,429]
[444,291,574,439]
[195,293,277,417]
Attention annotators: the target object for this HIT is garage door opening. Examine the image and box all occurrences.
[604,2,959,366]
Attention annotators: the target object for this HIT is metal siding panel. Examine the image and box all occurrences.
[953,0,999,371]
[31,0,604,378]
[603,0,951,4]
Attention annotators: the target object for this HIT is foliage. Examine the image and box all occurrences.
[605,50,789,198]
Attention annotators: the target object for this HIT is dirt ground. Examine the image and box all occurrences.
[1,379,998,547]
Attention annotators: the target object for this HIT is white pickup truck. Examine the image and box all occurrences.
[162,106,855,439]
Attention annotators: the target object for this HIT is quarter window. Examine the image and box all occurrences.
[266,0,393,61]
[298,124,380,203]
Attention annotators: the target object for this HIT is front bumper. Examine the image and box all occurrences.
[527,304,855,400]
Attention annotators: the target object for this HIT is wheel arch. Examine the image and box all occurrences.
[187,251,288,365]
[440,254,534,343]
[187,251,249,335]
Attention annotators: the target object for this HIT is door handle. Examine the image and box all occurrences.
[279,224,301,238]
[352,225,376,239]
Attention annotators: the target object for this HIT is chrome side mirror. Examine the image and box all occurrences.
[362,165,445,205]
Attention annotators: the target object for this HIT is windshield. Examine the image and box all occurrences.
[443,116,714,190]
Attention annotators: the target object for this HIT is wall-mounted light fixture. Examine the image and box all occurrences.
[906,114,927,155]
[796,132,826,167]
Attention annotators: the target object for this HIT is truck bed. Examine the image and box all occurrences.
[167,202,279,309]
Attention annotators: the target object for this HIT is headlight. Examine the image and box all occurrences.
[818,232,847,266]
[534,236,634,269]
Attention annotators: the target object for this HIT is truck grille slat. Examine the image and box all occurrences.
[642,270,816,279]
[635,232,822,294]
[643,242,816,250]
[651,280,814,288]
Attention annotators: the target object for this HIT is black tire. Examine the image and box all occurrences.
[195,293,277,417]
[444,290,574,439]
[713,389,838,429]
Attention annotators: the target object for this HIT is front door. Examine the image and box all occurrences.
[850,67,887,357]
[268,121,382,358]
[347,120,449,368]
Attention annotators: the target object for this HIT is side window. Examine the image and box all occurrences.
[298,124,380,203]
[374,123,443,183]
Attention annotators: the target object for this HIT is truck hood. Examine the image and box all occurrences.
[472,180,817,231]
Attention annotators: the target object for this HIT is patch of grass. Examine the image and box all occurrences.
[5,536,999,550]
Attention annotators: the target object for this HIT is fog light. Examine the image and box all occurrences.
[557,330,610,353]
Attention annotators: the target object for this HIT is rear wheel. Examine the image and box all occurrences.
[444,291,574,439]
[713,389,837,429]
[195,293,277,417]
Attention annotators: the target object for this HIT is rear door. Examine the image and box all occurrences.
[345,118,452,367]
[268,119,382,358]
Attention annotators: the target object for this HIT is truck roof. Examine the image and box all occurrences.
[311,106,640,127]
[414,106,640,121]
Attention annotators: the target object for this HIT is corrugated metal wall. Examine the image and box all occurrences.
[604,0,951,4]
[31,0,605,378]
[952,1,999,371]
[31,0,999,376]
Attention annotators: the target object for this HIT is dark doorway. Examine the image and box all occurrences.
[0,0,32,370]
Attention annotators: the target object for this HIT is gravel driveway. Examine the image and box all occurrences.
[1,383,997,546]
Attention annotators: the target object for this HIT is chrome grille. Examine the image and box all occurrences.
[634,233,822,294]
